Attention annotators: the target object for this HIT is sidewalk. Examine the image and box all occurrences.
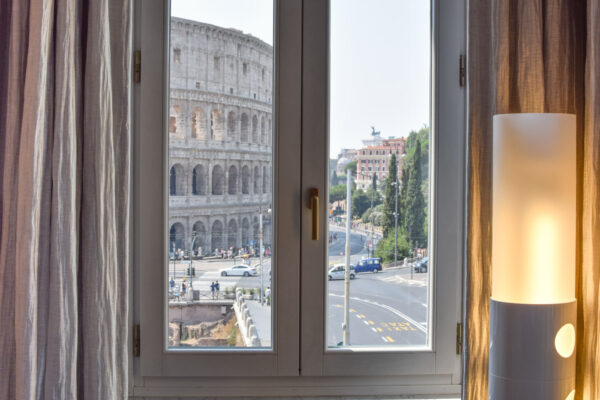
[245,300,271,347]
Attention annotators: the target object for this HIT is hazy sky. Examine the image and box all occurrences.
[171,0,430,158]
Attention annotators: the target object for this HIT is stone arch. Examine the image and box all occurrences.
[191,107,207,139]
[212,165,225,195]
[252,115,258,143]
[240,113,249,142]
[211,109,224,140]
[191,221,206,254]
[253,166,260,194]
[227,219,238,248]
[192,164,206,195]
[211,220,224,252]
[228,165,238,195]
[227,111,236,140]
[260,115,266,144]
[241,165,250,194]
[170,164,185,195]
[169,105,182,137]
[169,222,185,253]
[241,218,250,247]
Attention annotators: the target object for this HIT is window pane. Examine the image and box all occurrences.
[168,0,274,349]
[327,0,431,349]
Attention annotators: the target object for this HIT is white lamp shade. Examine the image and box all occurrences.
[492,113,576,304]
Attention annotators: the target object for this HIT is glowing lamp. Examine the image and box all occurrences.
[489,114,576,400]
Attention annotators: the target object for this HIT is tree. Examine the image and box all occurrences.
[371,173,377,191]
[399,162,409,229]
[344,160,357,175]
[329,184,346,203]
[382,154,398,237]
[351,189,370,218]
[331,170,338,186]
[374,231,410,262]
[406,140,426,248]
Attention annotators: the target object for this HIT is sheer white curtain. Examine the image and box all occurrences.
[0,1,131,399]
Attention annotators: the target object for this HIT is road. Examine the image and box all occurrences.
[168,224,429,347]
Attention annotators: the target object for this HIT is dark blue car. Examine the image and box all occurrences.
[354,257,382,273]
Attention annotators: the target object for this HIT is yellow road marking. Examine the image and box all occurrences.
[350,308,356,313]
[376,327,383,332]
[368,320,375,325]
[386,336,395,343]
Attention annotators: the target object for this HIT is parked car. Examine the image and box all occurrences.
[328,264,356,281]
[413,257,428,273]
[220,265,257,277]
[354,257,382,273]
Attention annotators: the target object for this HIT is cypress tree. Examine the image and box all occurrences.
[406,140,426,248]
[382,154,398,237]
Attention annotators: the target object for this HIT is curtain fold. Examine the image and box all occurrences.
[466,0,598,399]
[0,1,131,399]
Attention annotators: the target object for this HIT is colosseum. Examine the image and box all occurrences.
[168,17,273,257]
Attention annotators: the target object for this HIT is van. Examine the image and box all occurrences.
[354,257,382,273]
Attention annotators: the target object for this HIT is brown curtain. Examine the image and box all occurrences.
[466,0,600,399]
[0,0,131,399]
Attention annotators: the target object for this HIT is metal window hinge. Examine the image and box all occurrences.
[133,324,140,357]
[459,54,466,87]
[456,322,463,355]
[134,50,141,83]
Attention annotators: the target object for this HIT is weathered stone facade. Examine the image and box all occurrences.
[168,18,272,255]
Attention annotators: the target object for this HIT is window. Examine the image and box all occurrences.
[173,48,181,63]
[136,0,464,396]
[243,62,248,75]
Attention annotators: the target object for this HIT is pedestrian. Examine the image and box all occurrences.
[265,286,271,305]
[169,277,175,288]
[210,281,215,299]
[215,280,220,299]
[181,281,187,298]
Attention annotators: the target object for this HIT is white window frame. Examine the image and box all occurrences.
[133,0,465,396]
[299,0,465,386]
[134,0,301,379]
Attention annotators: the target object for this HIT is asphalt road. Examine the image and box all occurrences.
[168,224,429,347]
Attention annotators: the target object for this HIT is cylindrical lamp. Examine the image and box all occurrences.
[490,113,576,400]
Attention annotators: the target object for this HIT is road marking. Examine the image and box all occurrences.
[376,327,383,332]
[363,320,370,326]
[368,320,375,325]
[386,336,395,343]
[329,293,427,334]
[371,327,378,333]
[381,336,389,343]
[359,314,366,318]
[350,308,356,313]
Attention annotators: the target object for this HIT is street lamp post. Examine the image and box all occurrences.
[259,207,271,306]
[188,231,198,301]
[394,175,398,266]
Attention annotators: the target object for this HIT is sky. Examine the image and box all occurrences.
[171,0,430,158]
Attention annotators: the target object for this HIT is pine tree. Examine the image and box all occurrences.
[406,140,426,248]
[382,154,398,237]
[371,173,377,191]
[399,162,409,230]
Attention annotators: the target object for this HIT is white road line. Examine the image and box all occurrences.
[329,293,427,334]
[371,327,378,333]
[363,320,370,325]
[381,337,389,343]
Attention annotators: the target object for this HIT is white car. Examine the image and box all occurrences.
[220,265,258,277]
[328,264,356,281]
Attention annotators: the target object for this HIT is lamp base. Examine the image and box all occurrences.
[489,299,576,400]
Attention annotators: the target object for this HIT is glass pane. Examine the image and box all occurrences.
[327,0,431,349]
[167,0,274,349]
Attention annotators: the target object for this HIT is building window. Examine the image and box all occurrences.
[243,62,248,75]
[214,56,220,70]
[173,48,181,63]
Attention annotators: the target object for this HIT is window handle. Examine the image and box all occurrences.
[310,188,319,240]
